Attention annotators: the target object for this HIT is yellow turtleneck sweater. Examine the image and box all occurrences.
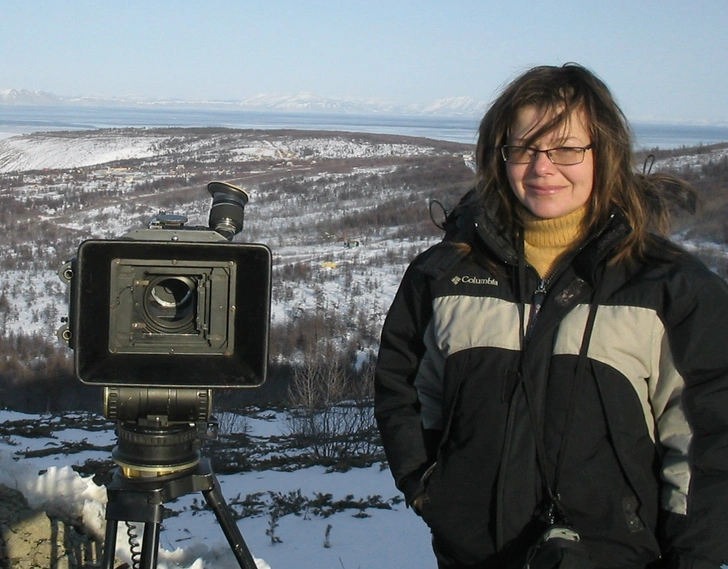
[521,205,587,278]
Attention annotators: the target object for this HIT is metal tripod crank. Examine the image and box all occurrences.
[101,458,257,569]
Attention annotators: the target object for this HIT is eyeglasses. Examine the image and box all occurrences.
[499,144,594,165]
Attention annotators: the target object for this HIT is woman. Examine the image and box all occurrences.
[374,63,728,569]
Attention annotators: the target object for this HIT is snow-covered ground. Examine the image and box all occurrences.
[0,131,167,172]
[0,408,436,569]
[0,130,442,174]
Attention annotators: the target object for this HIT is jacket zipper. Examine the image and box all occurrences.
[526,221,602,335]
[529,278,548,332]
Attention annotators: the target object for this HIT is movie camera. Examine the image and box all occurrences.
[58,181,271,569]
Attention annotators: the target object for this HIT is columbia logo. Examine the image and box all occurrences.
[451,275,499,286]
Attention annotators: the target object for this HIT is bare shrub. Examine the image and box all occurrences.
[215,411,250,437]
[285,346,377,462]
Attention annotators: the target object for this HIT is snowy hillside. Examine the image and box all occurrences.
[0,127,474,392]
[0,130,167,172]
[0,129,445,173]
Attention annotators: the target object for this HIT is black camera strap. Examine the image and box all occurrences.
[521,288,600,525]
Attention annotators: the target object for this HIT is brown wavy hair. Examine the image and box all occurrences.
[474,63,695,262]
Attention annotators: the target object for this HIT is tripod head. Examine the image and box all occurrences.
[105,387,217,478]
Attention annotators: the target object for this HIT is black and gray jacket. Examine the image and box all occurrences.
[374,194,728,569]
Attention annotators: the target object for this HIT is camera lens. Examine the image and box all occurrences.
[143,276,197,334]
[207,181,249,239]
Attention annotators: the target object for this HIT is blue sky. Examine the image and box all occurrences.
[2,0,727,123]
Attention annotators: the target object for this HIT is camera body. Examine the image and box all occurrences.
[58,182,271,389]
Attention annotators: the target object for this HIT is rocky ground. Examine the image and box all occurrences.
[0,484,105,569]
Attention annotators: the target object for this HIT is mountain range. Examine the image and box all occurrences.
[0,88,486,117]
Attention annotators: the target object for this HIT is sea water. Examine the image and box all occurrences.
[0,104,727,150]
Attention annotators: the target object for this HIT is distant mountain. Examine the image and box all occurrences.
[0,88,61,105]
[228,93,487,117]
[416,96,486,116]
[0,88,486,117]
[234,93,391,114]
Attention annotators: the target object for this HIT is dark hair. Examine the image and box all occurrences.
[474,63,694,261]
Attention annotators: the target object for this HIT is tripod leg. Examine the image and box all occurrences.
[202,474,258,569]
[102,519,119,569]
[139,522,161,569]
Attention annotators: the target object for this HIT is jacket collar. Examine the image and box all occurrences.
[572,209,632,283]
[449,189,633,281]
[446,189,519,265]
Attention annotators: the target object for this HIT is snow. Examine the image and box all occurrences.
[0,130,440,174]
[0,408,437,569]
[0,132,168,172]
[653,147,728,170]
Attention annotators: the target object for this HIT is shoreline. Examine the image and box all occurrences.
[1,105,728,149]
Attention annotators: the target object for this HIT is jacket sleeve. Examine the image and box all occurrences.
[659,262,728,568]
[374,256,440,506]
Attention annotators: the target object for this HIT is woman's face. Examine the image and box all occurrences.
[505,106,594,220]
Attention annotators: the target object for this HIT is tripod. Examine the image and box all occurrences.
[101,458,257,569]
